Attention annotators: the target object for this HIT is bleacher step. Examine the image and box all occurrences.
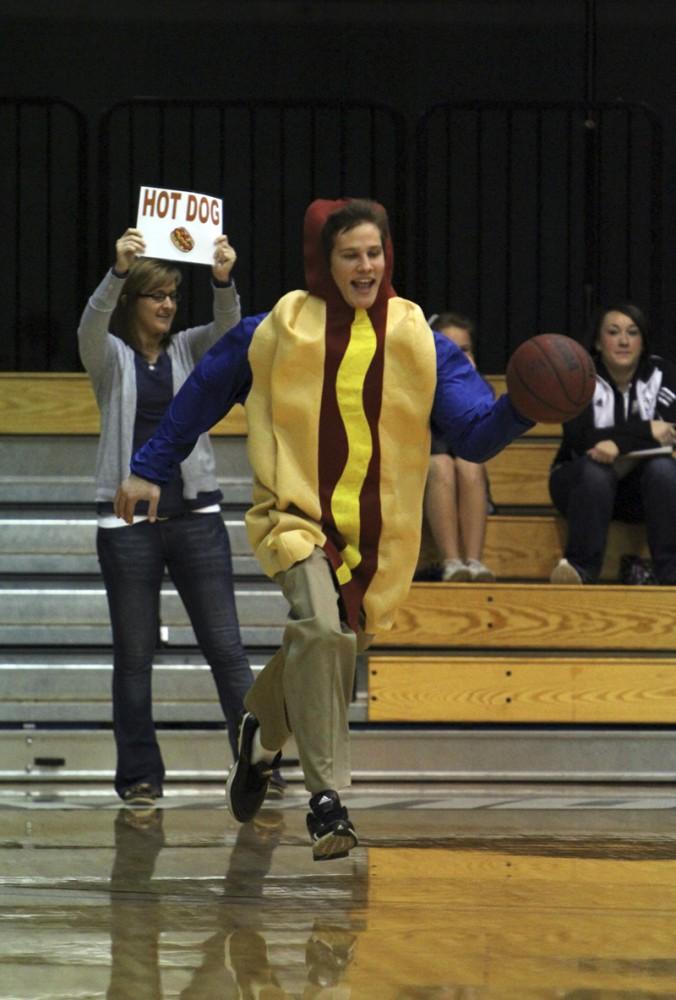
[0,580,285,624]
[0,511,259,575]
[0,671,366,725]
[0,434,252,504]
[377,582,676,651]
[0,515,250,552]
[2,727,675,782]
[2,511,652,582]
[368,652,676,723]
[486,440,557,507]
[3,408,674,785]
[482,515,649,581]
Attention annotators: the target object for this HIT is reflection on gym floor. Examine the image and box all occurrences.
[2,783,676,998]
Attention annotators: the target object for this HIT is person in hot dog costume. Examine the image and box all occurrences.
[115,198,532,859]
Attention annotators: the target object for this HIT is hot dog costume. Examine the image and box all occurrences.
[131,198,531,789]
[246,199,442,634]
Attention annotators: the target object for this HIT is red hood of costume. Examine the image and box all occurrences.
[302,198,395,311]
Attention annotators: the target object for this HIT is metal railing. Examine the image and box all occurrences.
[415,100,663,372]
[1,97,663,372]
[1,98,88,371]
[97,99,408,332]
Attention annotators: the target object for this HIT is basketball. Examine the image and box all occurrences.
[505,333,596,423]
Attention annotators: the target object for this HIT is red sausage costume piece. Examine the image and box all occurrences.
[245,199,437,632]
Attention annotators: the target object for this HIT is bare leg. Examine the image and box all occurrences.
[424,453,461,560]
[424,454,470,581]
[456,458,488,561]
[456,459,495,581]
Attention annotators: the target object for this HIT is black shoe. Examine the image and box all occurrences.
[120,782,162,807]
[306,789,358,861]
[226,712,281,823]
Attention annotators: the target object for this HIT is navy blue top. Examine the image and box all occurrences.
[97,349,222,517]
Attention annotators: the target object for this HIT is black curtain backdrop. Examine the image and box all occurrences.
[1,0,675,370]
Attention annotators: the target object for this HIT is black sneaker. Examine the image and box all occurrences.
[306,789,358,861]
[120,783,162,807]
[226,712,281,823]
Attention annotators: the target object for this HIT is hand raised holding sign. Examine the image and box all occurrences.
[115,228,146,274]
[212,234,237,284]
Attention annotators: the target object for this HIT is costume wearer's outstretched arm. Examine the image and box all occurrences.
[432,331,534,462]
[131,313,266,484]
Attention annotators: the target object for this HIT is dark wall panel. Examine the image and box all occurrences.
[1,1,676,369]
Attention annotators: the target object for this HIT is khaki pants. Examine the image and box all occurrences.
[244,547,370,793]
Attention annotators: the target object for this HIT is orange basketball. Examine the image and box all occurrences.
[506,333,596,423]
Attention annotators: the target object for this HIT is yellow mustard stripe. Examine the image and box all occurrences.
[331,308,377,573]
[335,562,352,585]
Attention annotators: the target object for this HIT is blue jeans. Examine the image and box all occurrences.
[549,455,676,583]
[97,513,253,798]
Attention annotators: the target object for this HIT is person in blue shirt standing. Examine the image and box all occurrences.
[113,198,533,857]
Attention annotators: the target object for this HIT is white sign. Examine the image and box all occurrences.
[136,186,223,265]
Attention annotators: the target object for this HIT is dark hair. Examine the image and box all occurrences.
[112,258,182,348]
[588,301,651,357]
[429,311,475,337]
[321,198,390,260]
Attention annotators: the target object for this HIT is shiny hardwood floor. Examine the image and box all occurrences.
[2,782,676,998]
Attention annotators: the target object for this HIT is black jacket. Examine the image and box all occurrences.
[552,354,676,467]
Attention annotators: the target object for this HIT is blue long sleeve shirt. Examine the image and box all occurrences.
[130,314,532,484]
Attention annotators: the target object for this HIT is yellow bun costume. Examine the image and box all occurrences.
[244,198,437,633]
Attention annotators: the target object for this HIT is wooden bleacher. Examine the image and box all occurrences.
[369,375,676,733]
[0,372,246,436]
[369,651,676,723]
[0,370,658,590]
[369,584,676,726]
[3,373,675,752]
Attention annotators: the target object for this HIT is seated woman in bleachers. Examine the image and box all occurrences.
[424,312,496,582]
[549,302,676,584]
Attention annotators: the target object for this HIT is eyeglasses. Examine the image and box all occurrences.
[139,291,181,304]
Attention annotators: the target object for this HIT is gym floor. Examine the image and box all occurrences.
[2,781,676,998]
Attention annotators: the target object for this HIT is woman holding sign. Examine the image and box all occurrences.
[78,228,279,806]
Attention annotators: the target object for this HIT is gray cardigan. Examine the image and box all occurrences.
[77,269,241,503]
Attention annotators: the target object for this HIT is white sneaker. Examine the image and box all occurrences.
[550,558,583,584]
[466,559,496,582]
[441,558,471,582]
